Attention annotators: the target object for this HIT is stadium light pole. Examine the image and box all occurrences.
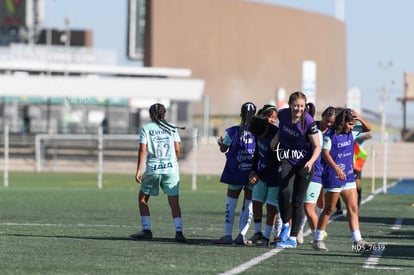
[378,61,392,194]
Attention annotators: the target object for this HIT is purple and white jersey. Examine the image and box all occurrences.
[220,125,256,186]
[255,124,279,187]
[311,130,323,184]
[322,129,359,188]
[276,108,318,167]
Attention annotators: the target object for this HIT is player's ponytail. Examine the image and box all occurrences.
[149,103,186,132]
[238,102,256,140]
[306,102,316,118]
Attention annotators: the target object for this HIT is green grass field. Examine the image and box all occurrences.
[0,172,413,274]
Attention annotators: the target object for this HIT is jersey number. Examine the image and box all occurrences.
[156,143,170,157]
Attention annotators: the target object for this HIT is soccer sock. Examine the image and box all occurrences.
[357,188,362,206]
[299,213,307,231]
[239,199,253,236]
[263,224,273,239]
[173,217,183,232]
[224,197,238,236]
[141,216,151,231]
[315,207,323,217]
[352,230,362,242]
[274,214,282,237]
[254,220,262,233]
[314,229,325,241]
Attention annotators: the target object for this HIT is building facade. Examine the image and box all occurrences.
[144,0,347,132]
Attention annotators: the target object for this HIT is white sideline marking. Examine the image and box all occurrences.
[361,194,375,204]
[220,218,335,275]
[362,247,401,270]
[219,183,398,275]
[390,218,403,230]
[362,218,404,270]
[363,250,401,270]
[220,212,343,275]
[362,188,403,270]
[218,248,284,275]
[362,249,383,269]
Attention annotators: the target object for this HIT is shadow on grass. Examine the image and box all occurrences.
[297,247,414,269]
[4,233,242,246]
[358,216,414,226]
[380,244,414,261]
[5,233,306,248]
[6,233,132,241]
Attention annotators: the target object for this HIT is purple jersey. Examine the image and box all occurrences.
[322,129,356,188]
[255,124,279,187]
[311,130,323,184]
[276,108,318,167]
[220,125,256,186]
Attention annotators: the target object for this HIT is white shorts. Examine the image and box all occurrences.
[324,181,356,193]
[304,181,323,203]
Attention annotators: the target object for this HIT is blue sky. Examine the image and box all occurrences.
[43,0,414,129]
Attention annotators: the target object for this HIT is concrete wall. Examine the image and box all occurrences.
[361,141,414,180]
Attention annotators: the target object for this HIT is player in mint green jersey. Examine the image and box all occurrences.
[130,103,188,243]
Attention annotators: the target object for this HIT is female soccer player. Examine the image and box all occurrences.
[273,91,321,248]
[247,115,280,246]
[130,103,188,243]
[213,102,256,245]
[313,108,373,252]
[298,105,337,244]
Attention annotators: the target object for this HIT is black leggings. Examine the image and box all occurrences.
[278,160,312,237]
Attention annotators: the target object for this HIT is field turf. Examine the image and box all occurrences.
[0,172,413,274]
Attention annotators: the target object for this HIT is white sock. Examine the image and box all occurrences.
[352,230,362,242]
[173,217,183,232]
[239,199,253,236]
[141,216,151,230]
[274,214,282,237]
[315,207,323,217]
[299,213,307,231]
[224,197,238,236]
[314,229,325,241]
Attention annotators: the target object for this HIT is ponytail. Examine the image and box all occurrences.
[149,103,186,132]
